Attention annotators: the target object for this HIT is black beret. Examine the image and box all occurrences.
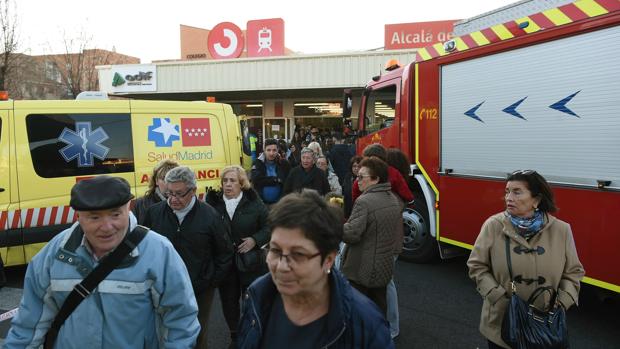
[70,176,134,211]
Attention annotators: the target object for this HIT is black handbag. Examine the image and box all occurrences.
[501,236,569,349]
[235,249,264,273]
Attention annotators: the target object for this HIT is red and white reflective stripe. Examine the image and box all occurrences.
[1,194,209,231]
[0,205,77,231]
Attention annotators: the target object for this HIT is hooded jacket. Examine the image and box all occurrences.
[467,212,585,348]
[237,269,394,349]
[4,214,200,349]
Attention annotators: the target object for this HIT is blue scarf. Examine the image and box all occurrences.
[506,210,545,239]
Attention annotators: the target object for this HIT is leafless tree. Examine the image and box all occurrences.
[0,0,19,91]
[52,29,115,98]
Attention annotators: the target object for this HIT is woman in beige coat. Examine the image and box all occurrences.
[467,170,585,349]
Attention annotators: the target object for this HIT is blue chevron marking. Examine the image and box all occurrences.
[464,102,485,123]
[502,97,527,120]
[549,91,580,117]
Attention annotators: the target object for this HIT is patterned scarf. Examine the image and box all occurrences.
[506,210,545,239]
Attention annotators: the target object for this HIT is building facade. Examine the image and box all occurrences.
[7,49,139,100]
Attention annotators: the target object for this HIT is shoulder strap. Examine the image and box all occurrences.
[504,235,513,280]
[505,235,516,293]
[44,225,149,349]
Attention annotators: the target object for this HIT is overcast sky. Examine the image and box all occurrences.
[16,0,516,63]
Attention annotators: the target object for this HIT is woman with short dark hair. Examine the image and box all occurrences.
[237,190,394,348]
[351,144,413,205]
[342,157,402,315]
[468,170,584,349]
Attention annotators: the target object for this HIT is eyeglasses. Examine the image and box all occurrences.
[263,246,321,268]
[165,187,194,199]
[357,174,371,180]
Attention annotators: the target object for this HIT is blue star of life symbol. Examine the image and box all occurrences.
[58,122,110,167]
[148,118,180,147]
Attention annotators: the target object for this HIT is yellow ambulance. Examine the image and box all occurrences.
[0,98,241,266]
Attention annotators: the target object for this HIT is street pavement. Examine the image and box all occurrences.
[2,257,619,348]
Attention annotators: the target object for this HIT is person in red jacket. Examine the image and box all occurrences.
[351,144,413,205]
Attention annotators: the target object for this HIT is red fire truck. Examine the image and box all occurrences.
[343,0,620,293]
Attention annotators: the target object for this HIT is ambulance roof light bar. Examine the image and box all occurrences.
[76,91,108,100]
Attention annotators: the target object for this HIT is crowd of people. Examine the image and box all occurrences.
[3,134,585,349]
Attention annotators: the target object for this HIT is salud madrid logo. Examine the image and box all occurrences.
[148,118,211,147]
[58,122,110,167]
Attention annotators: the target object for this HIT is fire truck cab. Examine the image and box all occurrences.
[344,0,620,293]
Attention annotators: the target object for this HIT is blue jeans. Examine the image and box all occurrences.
[387,257,399,338]
[335,242,346,270]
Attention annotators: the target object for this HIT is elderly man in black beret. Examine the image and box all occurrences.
[144,166,233,349]
[5,175,200,348]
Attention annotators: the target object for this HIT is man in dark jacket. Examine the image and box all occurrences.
[143,166,233,349]
[251,138,290,204]
[283,147,330,196]
[329,132,354,186]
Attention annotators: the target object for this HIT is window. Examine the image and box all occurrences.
[26,114,134,178]
[294,101,342,117]
[45,61,61,82]
[364,85,396,133]
[231,103,263,117]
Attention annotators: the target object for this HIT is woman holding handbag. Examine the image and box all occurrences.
[206,165,270,348]
[467,170,585,349]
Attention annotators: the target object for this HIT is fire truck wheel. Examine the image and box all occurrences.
[400,197,438,263]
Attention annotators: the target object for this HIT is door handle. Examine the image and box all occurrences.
[0,188,5,192]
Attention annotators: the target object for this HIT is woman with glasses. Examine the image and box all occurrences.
[205,165,270,348]
[467,170,584,349]
[132,159,178,224]
[237,190,394,348]
[341,157,403,316]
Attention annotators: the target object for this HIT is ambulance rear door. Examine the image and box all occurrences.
[0,100,21,266]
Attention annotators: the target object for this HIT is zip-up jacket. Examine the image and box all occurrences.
[237,269,394,349]
[4,214,200,349]
[143,199,233,294]
[251,155,290,203]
